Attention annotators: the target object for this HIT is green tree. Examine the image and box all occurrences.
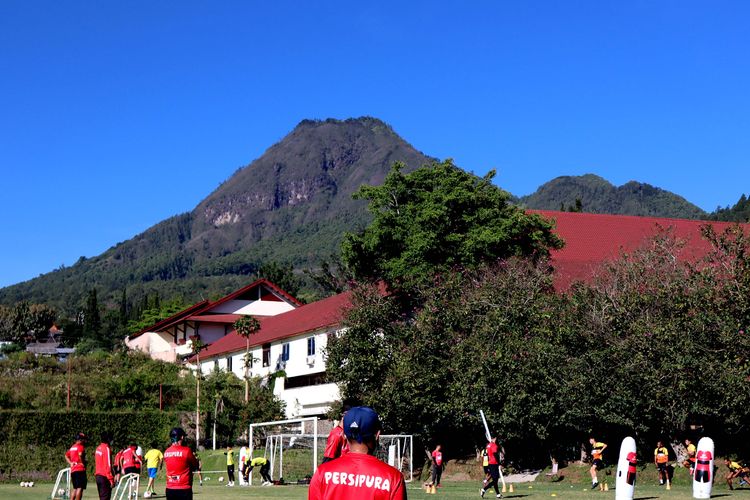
[233,316,261,403]
[0,302,57,345]
[341,160,563,292]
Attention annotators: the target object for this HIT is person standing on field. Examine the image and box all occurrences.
[481,437,502,498]
[430,444,444,489]
[144,445,164,496]
[164,427,199,500]
[225,445,236,486]
[589,437,607,489]
[94,432,115,500]
[654,441,669,486]
[322,404,351,463]
[121,442,141,476]
[308,406,406,500]
[683,439,696,476]
[65,432,87,500]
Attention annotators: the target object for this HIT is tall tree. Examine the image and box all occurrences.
[341,160,563,293]
[83,289,102,341]
[234,316,261,403]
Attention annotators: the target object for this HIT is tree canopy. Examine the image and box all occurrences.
[341,160,564,292]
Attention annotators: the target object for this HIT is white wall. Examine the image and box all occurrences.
[126,332,177,362]
[198,328,337,417]
[208,299,296,316]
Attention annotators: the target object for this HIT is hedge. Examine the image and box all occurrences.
[0,410,188,481]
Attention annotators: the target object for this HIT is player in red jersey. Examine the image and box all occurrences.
[164,427,199,500]
[112,447,123,483]
[322,404,352,463]
[121,442,141,475]
[481,436,502,498]
[94,432,115,500]
[309,406,406,500]
[430,444,444,489]
[65,432,87,500]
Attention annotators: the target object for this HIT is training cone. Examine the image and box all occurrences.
[666,482,671,491]
[604,483,609,491]
[510,484,515,493]
[502,483,507,493]
[431,485,436,494]
[600,483,605,491]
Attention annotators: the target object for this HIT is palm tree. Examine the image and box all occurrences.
[233,316,261,403]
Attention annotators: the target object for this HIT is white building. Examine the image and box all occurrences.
[125,279,301,362]
[192,291,352,418]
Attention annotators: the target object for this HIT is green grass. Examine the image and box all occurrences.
[4,479,750,500]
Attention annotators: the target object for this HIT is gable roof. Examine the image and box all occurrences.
[534,210,746,289]
[192,291,353,361]
[129,279,301,339]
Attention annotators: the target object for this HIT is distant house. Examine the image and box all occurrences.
[125,279,301,362]
[25,324,75,362]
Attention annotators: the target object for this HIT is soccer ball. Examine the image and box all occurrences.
[58,488,66,496]
[219,476,224,482]
[143,491,152,498]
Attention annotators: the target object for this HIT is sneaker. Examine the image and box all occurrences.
[591,482,599,490]
[480,488,486,498]
[497,494,503,498]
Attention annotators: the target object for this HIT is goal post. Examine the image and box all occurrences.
[249,417,320,485]
[375,434,414,482]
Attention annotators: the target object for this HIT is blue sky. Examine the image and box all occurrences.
[1,0,748,288]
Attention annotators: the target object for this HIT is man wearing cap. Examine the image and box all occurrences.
[164,427,199,500]
[65,432,87,500]
[309,406,406,499]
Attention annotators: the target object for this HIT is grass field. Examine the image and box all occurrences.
[3,480,750,500]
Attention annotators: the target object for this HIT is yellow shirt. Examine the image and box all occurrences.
[687,444,696,456]
[654,447,669,463]
[729,461,742,471]
[227,450,235,466]
[250,457,268,467]
[592,442,606,460]
[144,449,163,469]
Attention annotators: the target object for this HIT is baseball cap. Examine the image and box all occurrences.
[343,406,381,443]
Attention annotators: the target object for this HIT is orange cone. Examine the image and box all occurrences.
[510,484,515,493]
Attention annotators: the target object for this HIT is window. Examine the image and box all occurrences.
[262,344,271,367]
[281,343,290,362]
[285,372,328,389]
[307,337,316,356]
[226,356,233,371]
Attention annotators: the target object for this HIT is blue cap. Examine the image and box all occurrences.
[343,406,381,443]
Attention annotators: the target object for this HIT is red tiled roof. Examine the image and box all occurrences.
[193,291,353,361]
[130,300,210,339]
[533,210,746,289]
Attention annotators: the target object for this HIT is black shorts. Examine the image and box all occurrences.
[123,467,139,475]
[71,470,87,490]
[488,464,500,480]
[657,462,667,471]
[483,465,490,475]
[166,488,193,500]
[593,459,604,470]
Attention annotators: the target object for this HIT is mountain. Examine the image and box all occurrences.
[0,117,433,311]
[518,174,708,219]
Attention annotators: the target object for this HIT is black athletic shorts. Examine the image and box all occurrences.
[123,466,139,475]
[71,470,88,490]
[483,465,490,475]
[488,464,500,480]
[657,462,667,471]
[166,488,193,500]
[593,459,604,470]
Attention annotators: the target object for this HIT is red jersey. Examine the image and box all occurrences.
[324,426,348,459]
[121,447,140,469]
[486,442,499,465]
[164,444,199,490]
[66,442,86,473]
[114,450,123,469]
[432,450,443,466]
[95,443,114,483]
[308,452,406,500]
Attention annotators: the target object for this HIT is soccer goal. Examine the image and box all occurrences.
[249,417,323,485]
[375,434,414,482]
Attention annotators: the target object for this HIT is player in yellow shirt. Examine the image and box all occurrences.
[589,437,607,489]
[654,441,670,486]
[249,456,273,485]
[683,439,696,476]
[143,446,164,496]
[725,459,750,490]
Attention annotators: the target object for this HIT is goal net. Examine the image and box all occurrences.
[249,418,414,484]
[249,417,323,485]
[375,434,414,482]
